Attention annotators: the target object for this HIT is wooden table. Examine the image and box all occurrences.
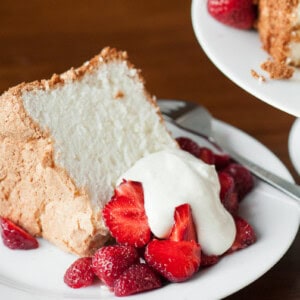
[0,1,299,299]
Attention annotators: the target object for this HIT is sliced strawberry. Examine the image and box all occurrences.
[102,180,151,247]
[145,239,201,283]
[214,153,231,170]
[200,252,220,268]
[218,171,239,215]
[169,203,197,242]
[92,244,139,288]
[114,263,162,297]
[227,216,256,253]
[223,163,254,201]
[199,147,215,165]
[176,137,201,157]
[207,0,257,30]
[64,257,95,289]
[0,217,39,250]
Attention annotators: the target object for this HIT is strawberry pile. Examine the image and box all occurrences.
[207,0,257,30]
[63,136,256,297]
[0,136,256,297]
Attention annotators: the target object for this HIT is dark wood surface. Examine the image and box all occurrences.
[0,1,299,299]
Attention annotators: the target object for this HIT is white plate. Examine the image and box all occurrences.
[191,0,300,117]
[0,119,299,300]
[289,118,300,174]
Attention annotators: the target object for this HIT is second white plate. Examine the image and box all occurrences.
[289,118,300,175]
[191,0,300,117]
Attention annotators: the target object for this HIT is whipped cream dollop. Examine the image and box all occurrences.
[119,149,236,256]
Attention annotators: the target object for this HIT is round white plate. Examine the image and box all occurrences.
[191,0,300,117]
[0,119,299,300]
[289,118,300,174]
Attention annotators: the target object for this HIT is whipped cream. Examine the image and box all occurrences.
[119,149,236,256]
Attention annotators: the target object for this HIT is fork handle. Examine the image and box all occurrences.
[224,147,300,207]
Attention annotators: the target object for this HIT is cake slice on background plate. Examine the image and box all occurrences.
[257,0,300,67]
[0,47,177,256]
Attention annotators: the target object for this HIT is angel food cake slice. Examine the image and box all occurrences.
[0,47,177,256]
[257,0,300,66]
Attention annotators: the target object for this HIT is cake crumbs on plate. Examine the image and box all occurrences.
[251,69,266,82]
[260,60,295,79]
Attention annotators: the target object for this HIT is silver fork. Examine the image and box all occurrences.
[157,99,300,206]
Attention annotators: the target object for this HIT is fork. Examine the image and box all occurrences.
[157,99,300,206]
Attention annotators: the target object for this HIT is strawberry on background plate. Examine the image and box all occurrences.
[207,0,257,30]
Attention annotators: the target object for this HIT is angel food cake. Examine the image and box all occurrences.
[257,0,300,67]
[0,47,177,256]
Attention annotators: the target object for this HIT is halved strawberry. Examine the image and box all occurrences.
[199,147,215,165]
[227,216,256,253]
[218,171,239,215]
[169,203,197,242]
[200,252,219,268]
[144,239,201,282]
[223,163,254,201]
[176,137,201,157]
[0,217,39,250]
[114,263,162,297]
[102,180,151,247]
[92,244,139,288]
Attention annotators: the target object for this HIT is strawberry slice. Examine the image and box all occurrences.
[227,216,256,253]
[145,239,201,283]
[169,203,197,242]
[0,217,39,250]
[102,180,151,247]
[114,263,162,297]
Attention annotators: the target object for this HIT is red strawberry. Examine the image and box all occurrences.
[227,216,256,253]
[218,171,239,215]
[114,263,162,297]
[145,239,201,282]
[176,137,201,157]
[207,0,257,30]
[92,245,139,288]
[200,252,220,268]
[214,153,231,170]
[102,180,151,247]
[199,147,215,165]
[64,257,95,289]
[169,203,197,242]
[0,217,39,250]
[223,163,254,201]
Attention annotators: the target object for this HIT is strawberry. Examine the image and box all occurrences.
[227,216,256,253]
[92,244,139,288]
[207,0,257,30]
[64,257,95,289]
[199,147,215,165]
[200,252,220,268]
[102,180,151,247]
[218,171,239,215]
[145,239,201,282]
[0,217,39,250]
[176,137,201,157]
[169,203,197,242]
[214,153,231,170]
[114,263,162,297]
[223,163,254,201]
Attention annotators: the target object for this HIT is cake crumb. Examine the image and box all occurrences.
[114,90,124,99]
[261,60,294,79]
[251,69,266,82]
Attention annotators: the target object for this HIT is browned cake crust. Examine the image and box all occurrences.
[0,47,165,256]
